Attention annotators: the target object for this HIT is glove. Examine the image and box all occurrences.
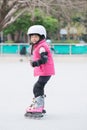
[30,60,39,67]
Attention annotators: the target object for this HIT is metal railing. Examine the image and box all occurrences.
[0,43,87,55]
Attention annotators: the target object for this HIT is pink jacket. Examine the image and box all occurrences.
[32,39,55,76]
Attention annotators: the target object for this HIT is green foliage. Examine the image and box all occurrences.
[4,10,59,40]
[53,40,79,43]
[32,8,44,25]
[4,14,32,35]
[5,40,14,43]
[43,16,59,32]
[4,8,85,42]
[4,24,16,35]
[15,14,32,32]
[42,16,59,39]
[72,17,81,23]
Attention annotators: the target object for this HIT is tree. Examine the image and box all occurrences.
[4,10,59,42]
[4,13,32,42]
[0,0,87,33]
[0,0,87,31]
[42,16,59,39]
[0,0,29,31]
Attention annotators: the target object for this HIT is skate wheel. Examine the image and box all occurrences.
[42,109,46,113]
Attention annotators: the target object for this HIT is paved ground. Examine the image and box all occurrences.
[0,55,87,130]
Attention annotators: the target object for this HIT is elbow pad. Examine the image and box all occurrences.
[31,51,48,67]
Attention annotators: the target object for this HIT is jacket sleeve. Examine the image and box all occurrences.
[31,52,48,67]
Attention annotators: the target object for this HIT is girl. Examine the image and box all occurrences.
[26,25,55,114]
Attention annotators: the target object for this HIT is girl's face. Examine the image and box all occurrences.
[30,34,40,44]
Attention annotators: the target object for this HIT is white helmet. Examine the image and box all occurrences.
[27,25,46,38]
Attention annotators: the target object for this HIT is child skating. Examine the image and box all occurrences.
[25,25,55,118]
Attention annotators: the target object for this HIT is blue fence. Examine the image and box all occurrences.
[53,44,87,54]
[0,43,87,55]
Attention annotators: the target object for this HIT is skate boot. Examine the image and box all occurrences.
[26,96,44,113]
[25,96,45,118]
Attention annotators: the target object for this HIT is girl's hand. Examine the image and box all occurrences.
[29,60,38,67]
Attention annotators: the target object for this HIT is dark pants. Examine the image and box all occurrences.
[33,76,51,97]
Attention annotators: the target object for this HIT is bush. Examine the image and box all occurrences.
[52,40,80,44]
